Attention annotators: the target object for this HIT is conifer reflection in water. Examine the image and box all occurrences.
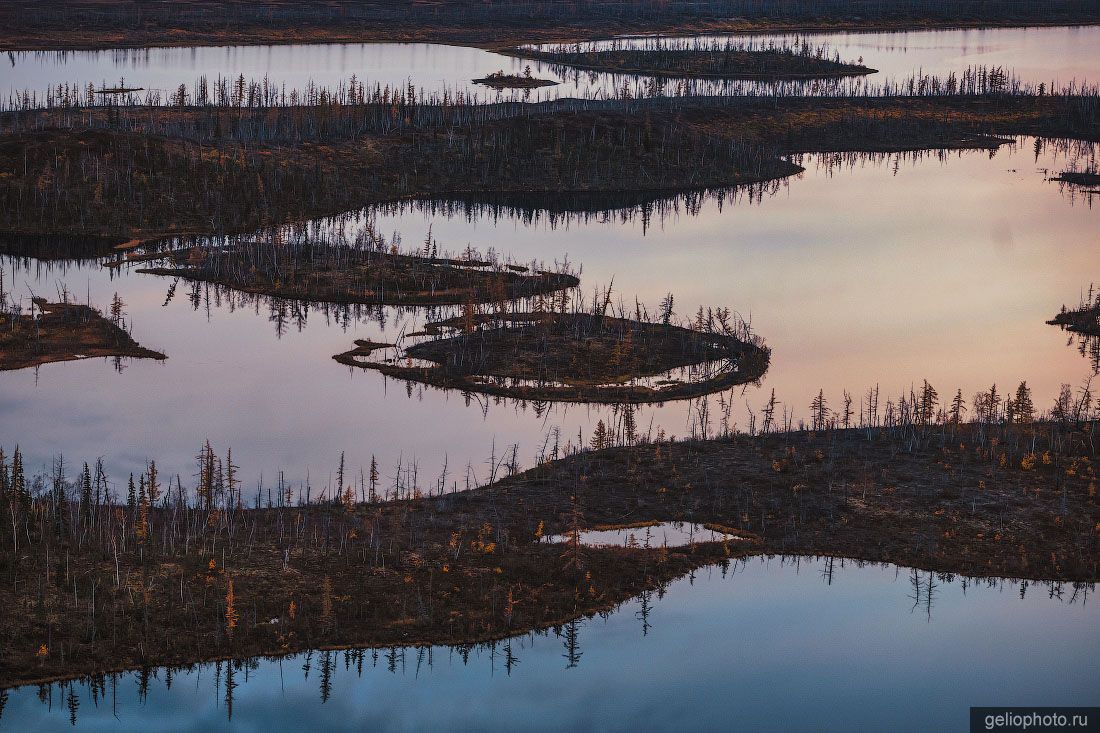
[2,557,1095,731]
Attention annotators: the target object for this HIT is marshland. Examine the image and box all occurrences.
[506,37,878,81]
[472,70,558,90]
[1,7,1099,730]
[0,294,165,371]
[334,304,770,403]
[132,227,580,307]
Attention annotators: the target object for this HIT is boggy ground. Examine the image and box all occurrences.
[0,420,1095,688]
[0,298,165,370]
[3,94,1097,246]
[334,310,769,403]
[135,242,579,307]
[472,72,558,90]
[2,0,1098,51]
[508,46,876,81]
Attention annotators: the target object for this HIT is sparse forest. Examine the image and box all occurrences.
[2,4,1099,724]
[1050,286,1100,373]
[473,69,558,90]
[0,377,1096,688]
[2,72,1097,244]
[510,37,877,81]
[1050,285,1100,339]
[3,0,1099,50]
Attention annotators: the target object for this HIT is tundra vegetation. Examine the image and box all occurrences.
[473,68,558,90]
[335,291,770,403]
[510,37,878,81]
[0,292,165,371]
[0,378,1096,690]
[2,68,1097,245]
[3,0,1099,51]
[133,224,580,307]
[2,1,1099,711]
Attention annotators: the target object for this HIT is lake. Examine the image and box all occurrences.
[1,557,1095,732]
[0,26,1098,729]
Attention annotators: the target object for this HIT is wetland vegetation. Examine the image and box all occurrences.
[472,69,557,90]
[2,8,1099,728]
[134,226,579,307]
[510,37,877,81]
[1051,286,1100,339]
[3,0,1099,51]
[0,295,164,371]
[3,72,1097,246]
[0,378,1096,689]
[335,299,769,403]
[1051,287,1100,373]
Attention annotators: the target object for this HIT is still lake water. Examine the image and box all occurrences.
[1,138,1095,492]
[1,557,1096,732]
[0,28,1098,728]
[4,26,1099,103]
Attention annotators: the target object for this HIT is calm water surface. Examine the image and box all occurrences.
[1,557,1095,732]
[4,26,1098,102]
[0,28,1098,728]
[0,138,1095,490]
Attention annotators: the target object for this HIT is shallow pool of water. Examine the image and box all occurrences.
[545,521,747,547]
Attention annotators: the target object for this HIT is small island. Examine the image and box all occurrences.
[1049,289,1100,337]
[335,309,769,403]
[472,68,558,89]
[509,38,877,81]
[0,297,166,370]
[136,237,579,307]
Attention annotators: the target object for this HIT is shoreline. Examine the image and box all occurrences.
[3,17,1099,53]
[0,420,1095,687]
[2,548,1086,694]
[4,95,1092,245]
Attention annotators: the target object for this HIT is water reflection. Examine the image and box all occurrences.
[544,521,749,548]
[6,27,1099,106]
[2,556,1095,731]
[1,138,1097,492]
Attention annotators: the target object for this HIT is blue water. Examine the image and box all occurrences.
[2,557,1096,732]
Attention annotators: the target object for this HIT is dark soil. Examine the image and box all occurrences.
[334,311,770,403]
[135,243,579,306]
[0,421,1095,688]
[510,47,876,80]
[0,298,166,370]
[472,72,558,89]
[2,0,1098,51]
